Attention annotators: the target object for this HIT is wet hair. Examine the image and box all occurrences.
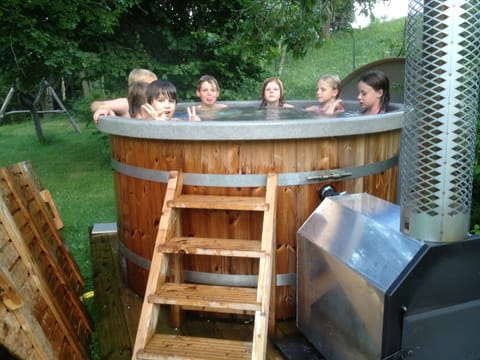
[358,70,390,113]
[261,77,287,107]
[127,82,149,118]
[146,80,177,104]
[197,74,220,91]
[128,69,158,86]
[318,74,342,99]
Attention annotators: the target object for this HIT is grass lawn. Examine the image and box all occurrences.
[0,118,115,292]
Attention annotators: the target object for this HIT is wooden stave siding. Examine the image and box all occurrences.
[111,130,400,319]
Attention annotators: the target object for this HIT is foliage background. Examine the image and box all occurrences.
[0,0,378,104]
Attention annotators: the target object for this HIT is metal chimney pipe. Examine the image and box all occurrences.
[400,0,480,242]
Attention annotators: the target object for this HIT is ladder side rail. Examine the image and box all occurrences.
[252,173,278,360]
[170,171,186,328]
[132,171,181,359]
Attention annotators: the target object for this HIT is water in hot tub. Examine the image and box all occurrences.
[176,103,361,121]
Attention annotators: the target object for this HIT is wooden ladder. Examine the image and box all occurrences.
[132,170,278,360]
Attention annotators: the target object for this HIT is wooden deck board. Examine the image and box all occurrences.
[90,229,132,360]
[90,226,304,360]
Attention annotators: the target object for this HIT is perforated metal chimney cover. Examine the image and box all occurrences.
[400,0,480,242]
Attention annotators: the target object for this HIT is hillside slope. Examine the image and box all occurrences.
[279,18,406,99]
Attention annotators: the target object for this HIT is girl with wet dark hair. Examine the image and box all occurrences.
[357,70,390,114]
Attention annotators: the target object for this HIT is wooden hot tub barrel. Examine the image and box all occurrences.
[98,100,403,319]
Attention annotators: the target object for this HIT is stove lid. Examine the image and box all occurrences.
[297,193,426,292]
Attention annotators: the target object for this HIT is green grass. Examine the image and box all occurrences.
[0,118,115,291]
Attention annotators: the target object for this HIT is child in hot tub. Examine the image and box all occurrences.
[91,68,157,123]
[357,70,390,115]
[305,74,345,114]
[144,79,200,121]
[260,77,294,108]
[127,82,150,119]
[195,75,228,111]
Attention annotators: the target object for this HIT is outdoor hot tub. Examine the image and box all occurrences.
[97,99,403,318]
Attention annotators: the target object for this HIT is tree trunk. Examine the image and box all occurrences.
[80,70,90,97]
[322,22,332,38]
[277,45,287,76]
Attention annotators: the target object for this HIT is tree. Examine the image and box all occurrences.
[102,0,380,97]
[0,0,381,103]
[0,1,136,92]
[0,1,138,140]
[230,0,377,75]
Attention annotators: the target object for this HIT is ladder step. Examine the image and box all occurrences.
[149,283,260,312]
[137,334,252,360]
[159,237,265,258]
[170,194,269,211]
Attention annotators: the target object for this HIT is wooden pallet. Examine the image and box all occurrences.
[3,162,82,294]
[132,170,278,360]
[0,263,57,360]
[0,161,91,359]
